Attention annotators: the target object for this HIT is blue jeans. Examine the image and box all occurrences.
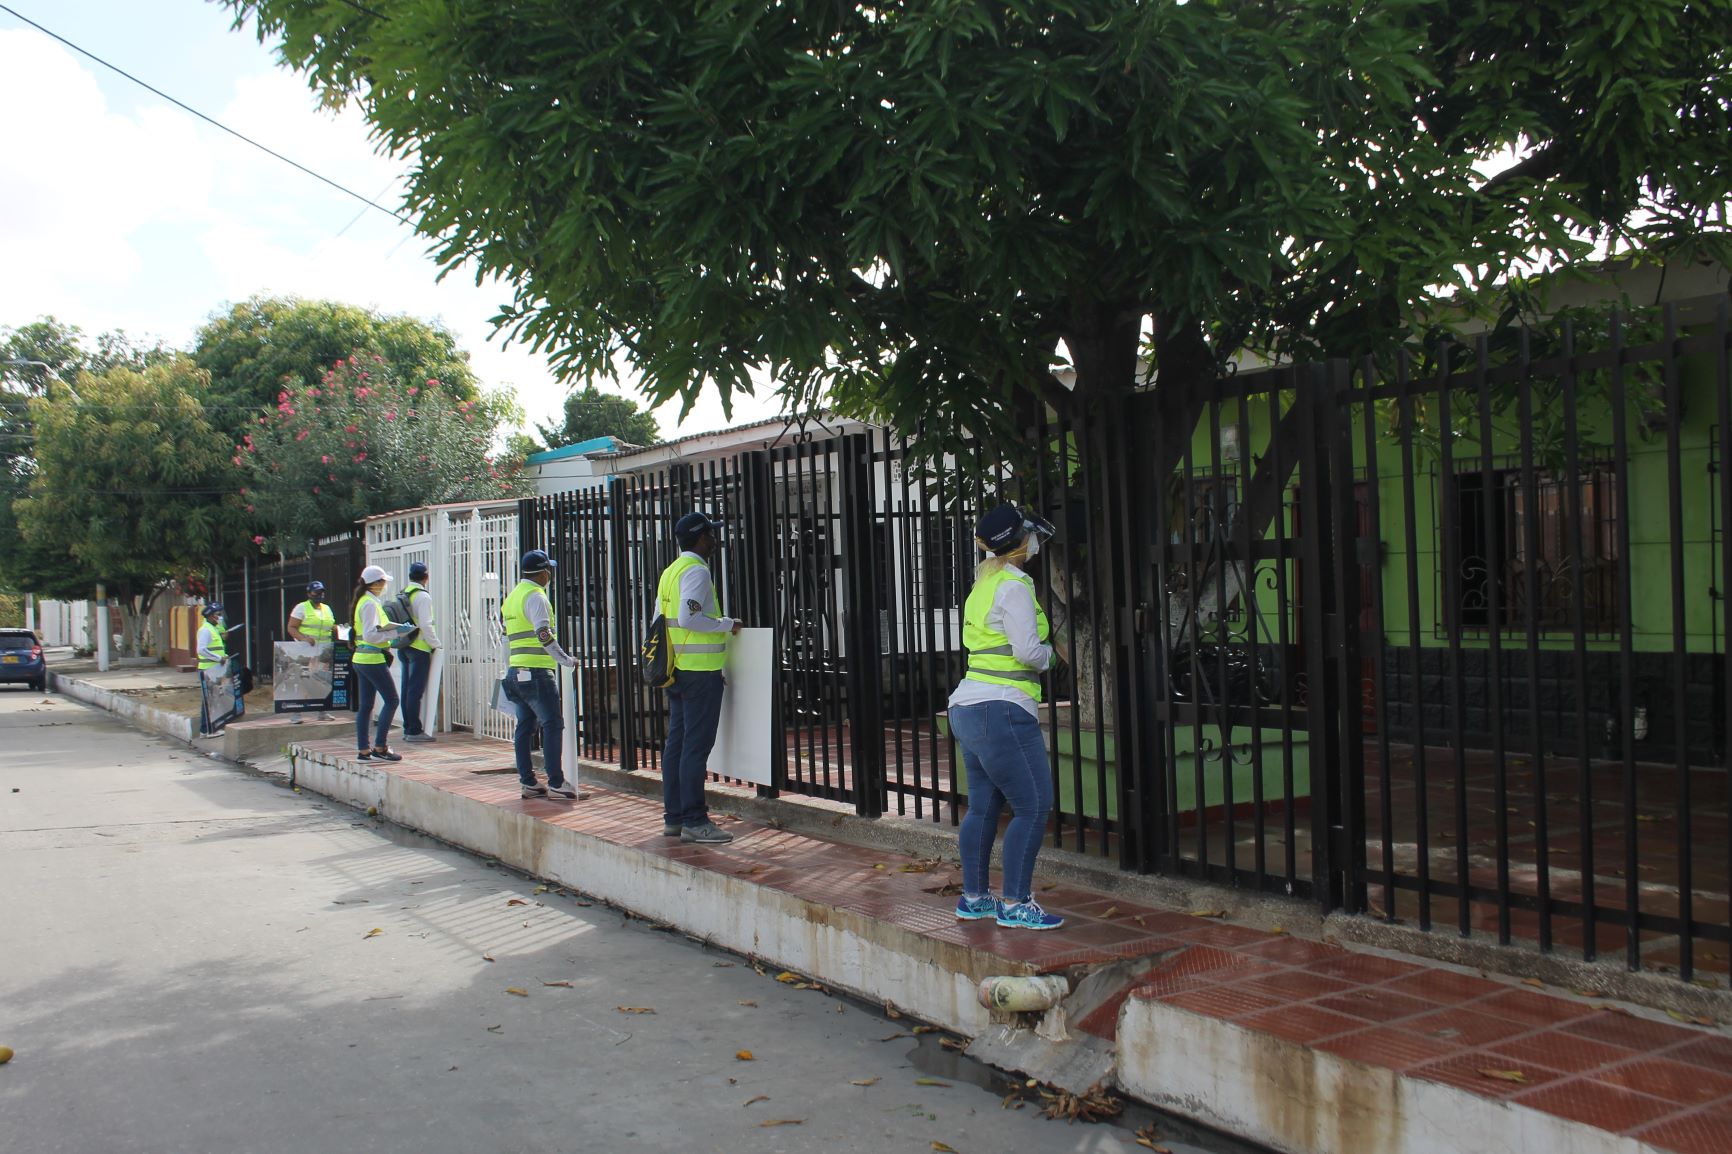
[662,669,724,827]
[949,700,1053,904]
[353,661,398,751]
[502,668,565,787]
[400,648,431,735]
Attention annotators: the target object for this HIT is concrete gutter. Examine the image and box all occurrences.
[48,669,195,744]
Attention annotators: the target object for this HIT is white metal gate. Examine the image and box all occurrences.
[363,500,520,738]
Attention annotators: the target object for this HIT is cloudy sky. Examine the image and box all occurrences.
[0,0,784,440]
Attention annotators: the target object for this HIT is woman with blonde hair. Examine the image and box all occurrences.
[947,503,1065,930]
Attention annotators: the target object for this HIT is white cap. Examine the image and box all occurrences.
[360,564,392,584]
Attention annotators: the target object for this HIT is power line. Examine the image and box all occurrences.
[0,3,411,227]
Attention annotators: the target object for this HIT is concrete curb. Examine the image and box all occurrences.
[48,669,195,744]
[1117,996,1666,1154]
[288,744,1011,1037]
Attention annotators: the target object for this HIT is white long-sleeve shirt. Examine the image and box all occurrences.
[661,551,734,633]
[355,594,402,648]
[948,564,1053,720]
[406,588,442,649]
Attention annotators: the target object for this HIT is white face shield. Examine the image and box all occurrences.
[1021,513,1056,556]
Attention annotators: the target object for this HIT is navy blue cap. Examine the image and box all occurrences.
[975,505,1027,554]
[521,549,556,575]
[307,580,326,593]
[674,511,724,546]
[408,561,429,581]
[202,602,225,617]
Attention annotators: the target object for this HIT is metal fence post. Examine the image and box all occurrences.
[839,433,886,816]
[607,476,638,773]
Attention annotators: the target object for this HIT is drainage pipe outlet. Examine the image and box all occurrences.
[978,974,1069,1013]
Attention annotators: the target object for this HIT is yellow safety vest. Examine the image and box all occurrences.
[293,600,335,643]
[352,592,389,665]
[657,555,727,672]
[197,622,227,671]
[962,568,1049,701]
[402,583,433,653]
[501,579,556,670]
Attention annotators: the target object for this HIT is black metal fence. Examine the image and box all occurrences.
[219,532,364,677]
[521,301,1731,982]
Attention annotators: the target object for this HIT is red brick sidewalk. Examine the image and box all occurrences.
[295,733,1732,1154]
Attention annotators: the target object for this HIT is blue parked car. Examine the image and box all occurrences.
[0,629,46,691]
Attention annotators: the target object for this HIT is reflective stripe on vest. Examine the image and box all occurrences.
[656,555,727,671]
[293,601,335,643]
[197,623,227,670]
[501,579,556,670]
[352,592,389,664]
[403,583,433,653]
[962,568,1049,701]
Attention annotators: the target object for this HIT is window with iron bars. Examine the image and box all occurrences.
[1446,462,1621,634]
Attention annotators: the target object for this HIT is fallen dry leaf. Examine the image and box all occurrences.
[939,1037,966,1051]
[505,988,529,997]
[885,1002,903,1019]
[0,1046,13,1065]
[742,1094,770,1106]
[485,1024,503,1033]
[1269,925,1287,935]
[1570,988,1605,998]
[880,1031,910,1042]
[735,1050,755,1061]
[1188,909,1226,919]
[850,1077,880,1086]
[712,961,735,968]
[914,1077,951,1087]
[835,1002,845,1014]
[1521,977,1545,989]
[759,1119,803,1128]
[1665,1009,1716,1026]
[616,1006,656,1014]
[931,1143,958,1153]
[912,1025,939,1035]
[737,1000,758,1007]
[1101,905,1119,919]
[1478,1068,1528,1084]
[481,952,495,963]
[1133,915,1147,927]
[542,980,573,988]
[872,863,886,871]
[362,927,384,939]
[775,971,800,984]
[1039,882,1057,891]
[506,898,528,907]
[533,884,550,894]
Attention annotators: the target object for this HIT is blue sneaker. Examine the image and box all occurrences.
[996,899,1064,931]
[954,895,999,921]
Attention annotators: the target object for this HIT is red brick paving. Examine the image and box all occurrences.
[295,733,1732,1154]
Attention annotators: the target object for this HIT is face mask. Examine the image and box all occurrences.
[1023,534,1040,560]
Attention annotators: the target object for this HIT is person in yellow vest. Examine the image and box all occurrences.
[399,561,442,742]
[948,504,1065,930]
[655,512,741,844]
[499,549,581,799]
[196,602,229,738]
[351,564,414,762]
[286,580,336,722]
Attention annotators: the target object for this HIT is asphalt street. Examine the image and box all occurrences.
[0,685,1234,1154]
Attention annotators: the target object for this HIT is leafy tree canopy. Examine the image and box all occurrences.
[231,0,1732,459]
[0,318,179,596]
[16,359,248,647]
[243,354,529,553]
[192,295,480,413]
[535,385,660,449]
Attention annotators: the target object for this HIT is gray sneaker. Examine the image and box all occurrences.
[680,822,734,845]
[547,780,579,800]
[521,782,547,799]
[662,823,682,837]
[404,732,437,743]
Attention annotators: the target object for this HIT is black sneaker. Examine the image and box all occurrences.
[404,733,437,743]
[679,822,734,845]
[662,823,682,837]
[356,750,372,760]
[371,747,402,762]
[521,782,547,799]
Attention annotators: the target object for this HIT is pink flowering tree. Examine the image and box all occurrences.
[243,354,529,552]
